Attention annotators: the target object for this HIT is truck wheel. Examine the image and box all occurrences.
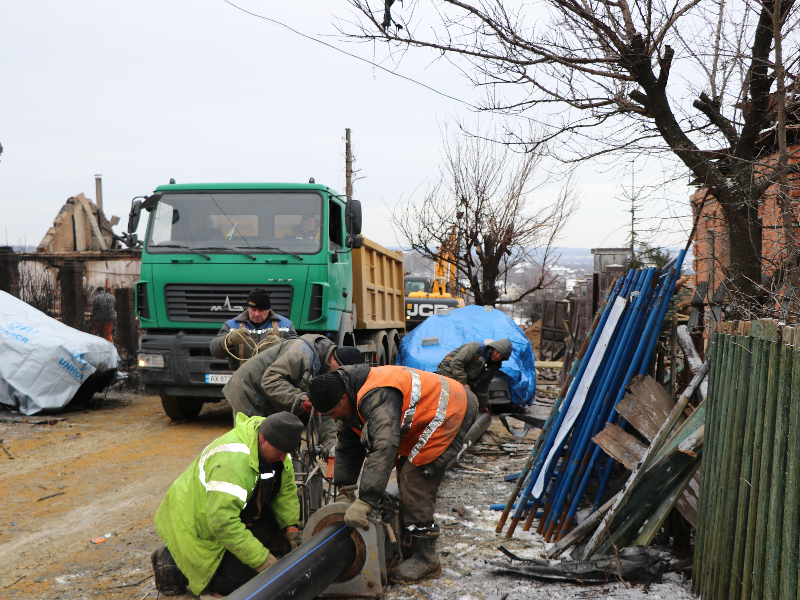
[375,343,387,366]
[387,329,399,365]
[161,396,204,421]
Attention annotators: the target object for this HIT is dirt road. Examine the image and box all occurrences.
[0,392,231,599]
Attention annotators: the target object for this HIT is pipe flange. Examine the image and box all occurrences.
[305,505,367,582]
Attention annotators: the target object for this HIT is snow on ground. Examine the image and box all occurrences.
[383,416,697,600]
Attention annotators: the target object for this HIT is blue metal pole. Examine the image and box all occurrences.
[511,270,635,526]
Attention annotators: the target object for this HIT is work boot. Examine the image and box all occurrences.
[400,527,414,560]
[151,547,188,596]
[388,525,442,583]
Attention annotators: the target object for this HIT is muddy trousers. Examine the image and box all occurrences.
[154,516,287,596]
[210,515,287,595]
[396,390,479,527]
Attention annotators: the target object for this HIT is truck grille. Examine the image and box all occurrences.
[163,284,294,323]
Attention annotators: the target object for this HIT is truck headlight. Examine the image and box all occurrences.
[138,353,165,368]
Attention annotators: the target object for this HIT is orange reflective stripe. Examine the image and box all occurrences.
[356,366,467,465]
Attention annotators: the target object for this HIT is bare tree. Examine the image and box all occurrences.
[393,126,578,307]
[340,0,800,315]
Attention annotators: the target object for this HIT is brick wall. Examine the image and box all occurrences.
[691,144,800,302]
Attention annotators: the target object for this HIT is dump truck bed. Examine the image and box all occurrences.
[351,237,405,330]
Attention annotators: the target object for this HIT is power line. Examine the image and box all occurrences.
[221,0,472,107]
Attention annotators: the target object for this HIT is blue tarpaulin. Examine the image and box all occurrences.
[397,305,537,406]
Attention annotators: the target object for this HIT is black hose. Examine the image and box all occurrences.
[226,523,357,600]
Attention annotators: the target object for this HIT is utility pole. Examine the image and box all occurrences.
[345,128,353,200]
[629,173,635,260]
[630,196,635,259]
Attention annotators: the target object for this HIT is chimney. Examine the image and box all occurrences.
[94,174,103,216]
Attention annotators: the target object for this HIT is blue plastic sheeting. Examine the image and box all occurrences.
[397,305,537,406]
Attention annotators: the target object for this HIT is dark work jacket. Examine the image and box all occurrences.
[210,309,298,370]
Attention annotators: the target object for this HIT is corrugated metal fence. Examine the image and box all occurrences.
[696,319,800,600]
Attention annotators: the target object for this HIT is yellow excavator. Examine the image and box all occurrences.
[404,230,466,331]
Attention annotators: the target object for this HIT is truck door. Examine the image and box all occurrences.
[328,198,349,314]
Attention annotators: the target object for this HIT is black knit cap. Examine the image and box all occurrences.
[334,346,362,366]
[247,288,271,310]
[308,372,347,413]
[259,412,303,453]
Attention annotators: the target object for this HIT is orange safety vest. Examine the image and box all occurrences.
[356,366,468,466]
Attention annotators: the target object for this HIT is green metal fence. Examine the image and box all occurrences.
[695,319,800,600]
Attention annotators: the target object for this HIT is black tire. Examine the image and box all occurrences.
[161,396,204,421]
[375,343,387,366]
[386,331,399,365]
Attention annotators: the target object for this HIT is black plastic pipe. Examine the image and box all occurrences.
[226,523,357,600]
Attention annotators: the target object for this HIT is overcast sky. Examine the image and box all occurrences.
[1,0,694,251]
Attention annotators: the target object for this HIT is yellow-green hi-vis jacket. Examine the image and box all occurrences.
[154,413,299,595]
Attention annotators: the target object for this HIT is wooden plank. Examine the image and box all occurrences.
[633,461,701,547]
[741,340,776,600]
[730,336,765,600]
[601,449,701,553]
[650,401,705,465]
[714,335,750,600]
[546,492,620,559]
[73,198,87,251]
[676,423,704,456]
[750,338,782,600]
[677,324,708,400]
[695,332,724,594]
[674,469,700,528]
[755,319,780,343]
[764,341,793,600]
[779,346,800,600]
[75,193,108,250]
[535,361,564,369]
[592,424,647,470]
[706,333,735,598]
[581,360,709,560]
[616,374,675,442]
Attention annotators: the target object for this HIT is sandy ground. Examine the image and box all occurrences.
[0,392,232,599]
[0,387,696,600]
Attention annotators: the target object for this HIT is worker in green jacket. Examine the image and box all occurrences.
[151,412,304,597]
[222,333,361,450]
[436,339,513,410]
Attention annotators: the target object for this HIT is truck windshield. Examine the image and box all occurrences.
[145,192,323,254]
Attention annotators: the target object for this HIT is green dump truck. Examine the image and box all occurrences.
[126,181,405,420]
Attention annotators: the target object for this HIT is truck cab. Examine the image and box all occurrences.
[130,182,403,420]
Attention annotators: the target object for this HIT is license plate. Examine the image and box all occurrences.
[205,374,232,384]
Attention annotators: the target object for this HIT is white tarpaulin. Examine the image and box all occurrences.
[532,295,627,499]
[0,291,119,415]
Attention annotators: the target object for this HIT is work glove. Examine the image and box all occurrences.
[301,397,313,414]
[335,487,355,503]
[320,441,336,460]
[344,498,372,530]
[227,329,252,346]
[284,529,303,551]
[255,552,277,573]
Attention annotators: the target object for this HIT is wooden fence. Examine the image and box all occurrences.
[695,320,800,600]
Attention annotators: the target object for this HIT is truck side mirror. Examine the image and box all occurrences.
[128,199,143,236]
[345,199,362,235]
[345,234,363,249]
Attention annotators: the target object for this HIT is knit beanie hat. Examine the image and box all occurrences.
[247,288,271,310]
[334,346,362,366]
[259,412,303,453]
[309,372,347,413]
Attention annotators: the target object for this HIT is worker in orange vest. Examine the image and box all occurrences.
[308,365,478,583]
